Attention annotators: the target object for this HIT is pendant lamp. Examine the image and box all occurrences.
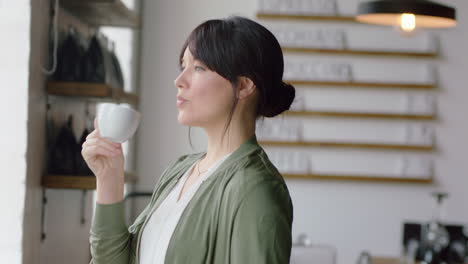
[356,0,456,32]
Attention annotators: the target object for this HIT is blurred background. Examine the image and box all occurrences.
[2,0,468,263]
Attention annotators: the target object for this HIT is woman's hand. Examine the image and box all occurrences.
[82,118,125,203]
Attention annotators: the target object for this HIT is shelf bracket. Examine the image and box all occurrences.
[40,188,48,242]
[80,190,87,226]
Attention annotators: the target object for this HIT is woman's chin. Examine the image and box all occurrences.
[177,114,193,126]
[177,118,188,125]
[178,117,203,127]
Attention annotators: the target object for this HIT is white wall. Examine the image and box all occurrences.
[0,1,30,263]
[136,0,468,263]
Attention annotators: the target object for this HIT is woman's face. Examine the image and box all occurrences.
[174,48,235,128]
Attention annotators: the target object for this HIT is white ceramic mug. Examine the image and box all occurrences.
[97,103,141,143]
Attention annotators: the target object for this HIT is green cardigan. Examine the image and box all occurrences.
[89,135,293,264]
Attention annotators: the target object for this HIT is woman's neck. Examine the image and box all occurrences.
[201,115,255,166]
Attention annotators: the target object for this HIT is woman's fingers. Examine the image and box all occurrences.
[86,129,99,140]
[86,118,101,140]
[82,145,120,159]
[94,117,99,130]
[83,138,121,153]
[82,118,123,162]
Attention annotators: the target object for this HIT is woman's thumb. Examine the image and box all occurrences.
[94,117,100,135]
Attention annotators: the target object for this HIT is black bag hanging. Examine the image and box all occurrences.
[109,42,125,90]
[53,27,85,82]
[76,106,94,176]
[47,115,79,175]
[76,127,93,176]
[45,104,59,172]
[81,34,106,83]
[99,34,123,90]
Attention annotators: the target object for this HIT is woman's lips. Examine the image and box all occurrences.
[176,96,188,107]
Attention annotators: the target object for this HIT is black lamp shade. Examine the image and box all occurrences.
[356,0,456,28]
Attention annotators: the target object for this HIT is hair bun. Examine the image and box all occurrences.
[260,82,295,118]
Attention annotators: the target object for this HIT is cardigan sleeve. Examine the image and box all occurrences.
[230,179,293,264]
[89,194,157,264]
[88,154,192,264]
[89,201,132,264]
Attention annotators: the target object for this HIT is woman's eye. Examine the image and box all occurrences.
[194,65,205,72]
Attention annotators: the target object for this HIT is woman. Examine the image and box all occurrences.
[82,16,295,264]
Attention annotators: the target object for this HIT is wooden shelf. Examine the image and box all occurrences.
[61,0,140,28]
[259,140,434,152]
[256,13,357,23]
[370,257,455,264]
[47,82,139,106]
[371,257,467,264]
[283,173,433,184]
[42,172,138,190]
[282,47,437,58]
[285,80,436,90]
[285,110,435,121]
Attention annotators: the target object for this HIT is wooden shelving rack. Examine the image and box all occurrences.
[259,140,434,152]
[282,47,437,58]
[285,80,436,90]
[370,256,444,264]
[259,11,439,183]
[283,173,433,184]
[285,110,435,121]
[45,82,139,190]
[61,0,140,28]
[256,12,357,23]
[47,82,139,106]
[42,172,138,190]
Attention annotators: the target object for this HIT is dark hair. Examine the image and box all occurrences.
[179,16,295,143]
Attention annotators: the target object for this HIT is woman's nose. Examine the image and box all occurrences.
[174,70,187,89]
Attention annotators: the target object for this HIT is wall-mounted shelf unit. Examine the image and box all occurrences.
[61,0,140,28]
[370,256,436,264]
[285,80,436,90]
[282,47,437,58]
[47,82,139,106]
[257,7,440,184]
[285,110,435,121]
[256,13,357,23]
[283,173,433,184]
[259,140,434,152]
[42,172,137,190]
[40,0,142,243]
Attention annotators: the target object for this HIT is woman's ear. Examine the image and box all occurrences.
[237,76,256,100]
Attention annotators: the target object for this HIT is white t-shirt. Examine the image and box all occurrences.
[139,152,232,264]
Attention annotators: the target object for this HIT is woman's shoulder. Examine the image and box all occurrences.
[222,149,293,219]
[224,149,290,202]
[230,149,284,183]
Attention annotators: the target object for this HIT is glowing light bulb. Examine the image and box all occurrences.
[400,13,416,32]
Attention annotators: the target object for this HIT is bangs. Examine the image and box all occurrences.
[179,19,238,84]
